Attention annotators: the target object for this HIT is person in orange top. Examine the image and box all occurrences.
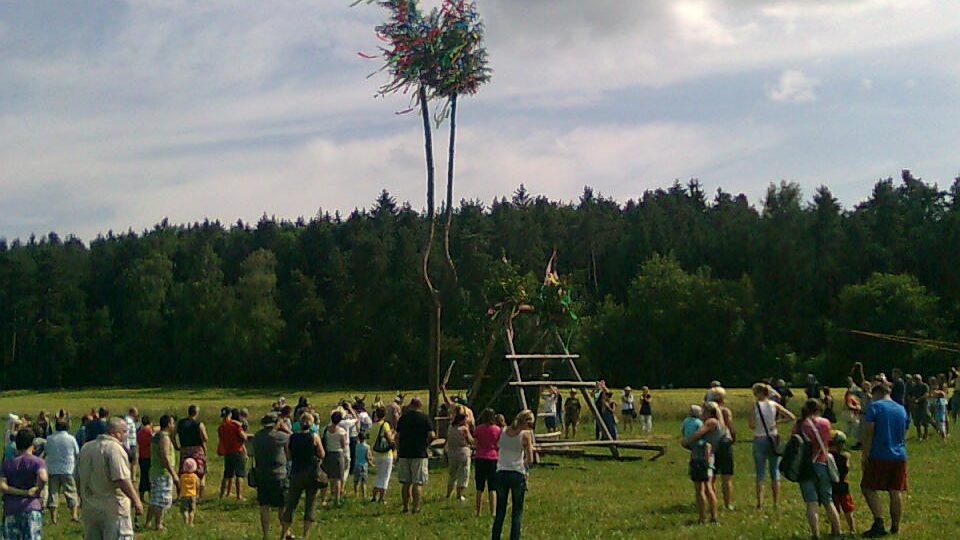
[179,458,200,525]
[216,409,248,500]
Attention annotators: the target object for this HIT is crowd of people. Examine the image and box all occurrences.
[0,363,951,539]
[0,391,540,540]
[680,363,935,539]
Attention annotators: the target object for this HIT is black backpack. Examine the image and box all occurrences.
[779,432,813,482]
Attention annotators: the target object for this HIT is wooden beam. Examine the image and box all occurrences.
[505,354,580,360]
[509,381,597,387]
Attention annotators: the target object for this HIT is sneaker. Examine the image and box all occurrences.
[863,521,888,538]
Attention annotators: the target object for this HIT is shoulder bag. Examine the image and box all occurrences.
[756,402,781,456]
[806,418,840,483]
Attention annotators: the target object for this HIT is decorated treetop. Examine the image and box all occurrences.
[355,0,490,118]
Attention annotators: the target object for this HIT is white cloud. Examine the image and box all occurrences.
[769,69,820,102]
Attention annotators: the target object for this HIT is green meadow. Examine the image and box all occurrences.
[4,387,957,539]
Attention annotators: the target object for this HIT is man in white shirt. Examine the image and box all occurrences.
[541,386,559,432]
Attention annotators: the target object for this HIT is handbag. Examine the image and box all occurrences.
[247,465,258,488]
[807,418,840,483]
[312,458,329,489]
[756,403,781,456]
[372,422,394,454]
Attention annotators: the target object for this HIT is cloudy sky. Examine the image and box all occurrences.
[2,0,959,241]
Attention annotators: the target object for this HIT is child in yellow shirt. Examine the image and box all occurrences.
[179,457,200,525]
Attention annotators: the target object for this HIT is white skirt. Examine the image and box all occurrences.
[374,454,394,490]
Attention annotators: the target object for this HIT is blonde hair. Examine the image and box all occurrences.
[703,401,726,429]
[512,409,535,429]
[711,387,727,402]
[299,412,314,428]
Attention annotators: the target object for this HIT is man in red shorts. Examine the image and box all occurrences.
[860,382,908,538]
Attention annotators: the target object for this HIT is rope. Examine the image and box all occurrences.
[846,329,960,354]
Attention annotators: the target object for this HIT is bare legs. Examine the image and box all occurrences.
[475,490,495,516]
[863,488,904,533]
[694,481,717,524]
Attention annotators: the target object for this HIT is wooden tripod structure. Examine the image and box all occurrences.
[504,325,622,458]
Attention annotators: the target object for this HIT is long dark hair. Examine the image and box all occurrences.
[801,398,822,420]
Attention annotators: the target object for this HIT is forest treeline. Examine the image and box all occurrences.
[1,170,959,390]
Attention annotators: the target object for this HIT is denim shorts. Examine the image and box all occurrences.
[752,437,780,482]
[799,462,833,505]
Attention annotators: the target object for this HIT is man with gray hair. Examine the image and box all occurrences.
[77,417,143,539]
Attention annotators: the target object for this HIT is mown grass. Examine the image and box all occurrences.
[3,387,958,539]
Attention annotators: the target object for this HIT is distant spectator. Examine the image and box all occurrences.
[473,408,500,517]
[0,429,47,539]
[395,397,435,514]
[805,374,823,400]
[84,408,109,443]
[253,413,290,540]
[368,407,395,504]
[217,408,247,500]
[563,390,581,439]
[860,383,908,537]
[146,415,179,531]
[136,416,153,503]
[77,417,144,539]
[45,420,80,524]
[491,410,535,540]
[175,404,209,497]
[748,383,795,510]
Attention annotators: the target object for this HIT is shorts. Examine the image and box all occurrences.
[936,421,947,434]
[179,497,197,513]
[715,440,734,476]
[353,464,368,482]
[149,474,174,509]
[322,452,345,481]
[81,508,134,539]
[224,451,247,479]
[689,458,711,482]
[833,491,855,513]
[256,476,289,508]
[47,474,79,509]
[564,412,580,427]
[799,462,833,505]
[752,437,781,482]
[374,454,393,490]
[4,510,42,540]
[861,458,908,492]
[447,453,470,489]
[544,415,558,431]
[475,458,498,492]
[623,409,638,419]
[397,457,429,485]
[126,446,137,464]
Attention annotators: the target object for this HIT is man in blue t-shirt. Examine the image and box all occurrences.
[860,382,908,538]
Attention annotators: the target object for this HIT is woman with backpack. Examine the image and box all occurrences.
[792,399,842,539]
[747,383,795,509]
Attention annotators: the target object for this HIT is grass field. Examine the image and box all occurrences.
[3,387,958,539]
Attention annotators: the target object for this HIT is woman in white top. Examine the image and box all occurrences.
[319,411,349,507]
[746,382,795,509]
[491,410,535,540]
